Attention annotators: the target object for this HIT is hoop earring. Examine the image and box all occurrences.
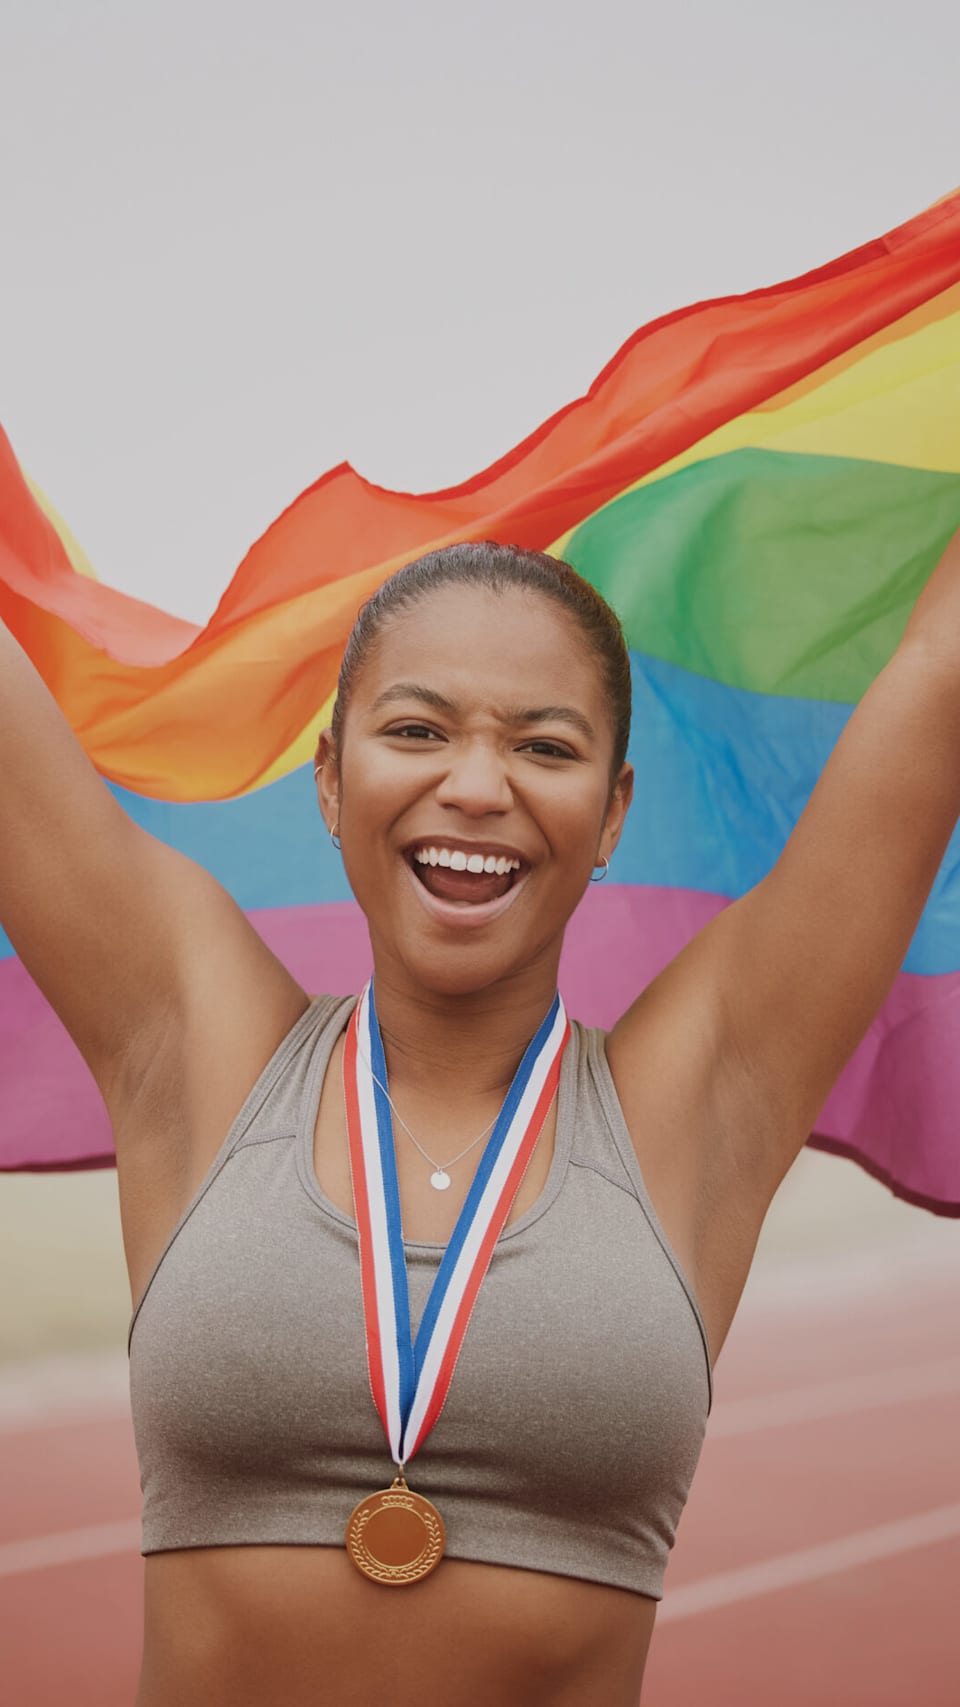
[313,762,323,779]
[330,824,342,852]
[590,856,609,883]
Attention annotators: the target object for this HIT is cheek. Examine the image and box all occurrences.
[341,741,428,818]
[544,773,610,840]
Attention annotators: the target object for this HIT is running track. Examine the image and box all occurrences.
[2,1239,958,1705]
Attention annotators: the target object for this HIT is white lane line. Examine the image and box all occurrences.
[739,1238,960,1316]
[659,1503,960,1623]
[709,1356,960,1438]
[0,1521,141,1578]
[0,1352,129,1434]
[0,1401,129,1436]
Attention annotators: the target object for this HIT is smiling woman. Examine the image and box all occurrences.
[2,539,707,1705]
[119,543,716,1705]
[5,519,960,1703]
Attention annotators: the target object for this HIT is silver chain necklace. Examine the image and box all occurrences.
[356,1043,501,1191]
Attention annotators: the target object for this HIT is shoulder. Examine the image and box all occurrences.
[110,983,351,1310]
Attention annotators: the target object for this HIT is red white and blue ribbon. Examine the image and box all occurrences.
[343,980,570,1467]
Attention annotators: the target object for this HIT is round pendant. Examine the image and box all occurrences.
[345,1474,446,1585]
[430,1169,451,1191]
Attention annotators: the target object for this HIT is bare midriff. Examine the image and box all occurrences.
[138,1547,656,1707]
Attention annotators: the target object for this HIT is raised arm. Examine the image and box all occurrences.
[0,616,304,1115]
[603,529,960,1364]
[611,526,960,1210]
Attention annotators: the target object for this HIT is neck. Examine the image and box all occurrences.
[367,948,562,1104]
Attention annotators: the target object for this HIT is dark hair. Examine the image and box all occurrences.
[331,541,631,776]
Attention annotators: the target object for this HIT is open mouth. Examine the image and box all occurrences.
[406,844,525,907]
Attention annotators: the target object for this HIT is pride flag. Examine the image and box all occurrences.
[2,191,960,1212]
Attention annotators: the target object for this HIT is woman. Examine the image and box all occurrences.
[3,533,960,1706]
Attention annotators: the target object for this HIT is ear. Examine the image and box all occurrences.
[314,727,342,834]
[599,762,634,861]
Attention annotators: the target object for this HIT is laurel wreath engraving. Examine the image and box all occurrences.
[346,1495,445,1584]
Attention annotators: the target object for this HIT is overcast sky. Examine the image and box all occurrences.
[3,0,957,622]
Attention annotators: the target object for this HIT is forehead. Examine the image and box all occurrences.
[357,583,606,708]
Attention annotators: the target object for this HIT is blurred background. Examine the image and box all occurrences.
[2,1,959,1701]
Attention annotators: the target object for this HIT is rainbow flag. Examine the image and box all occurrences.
[2,191,960,1212]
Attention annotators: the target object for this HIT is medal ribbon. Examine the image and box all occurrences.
[343,981,569,1466]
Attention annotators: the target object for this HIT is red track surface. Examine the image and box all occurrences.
[2,1245,959,1706]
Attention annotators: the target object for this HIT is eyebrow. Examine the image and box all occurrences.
[370,683,597,742]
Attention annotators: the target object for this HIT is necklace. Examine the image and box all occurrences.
[356,1042,501,1191]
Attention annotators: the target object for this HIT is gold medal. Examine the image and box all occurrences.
[345,1472,445,1585]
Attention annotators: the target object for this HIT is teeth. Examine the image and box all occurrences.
[411,845,522,872]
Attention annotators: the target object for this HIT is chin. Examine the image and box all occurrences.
[354,862,583,1001]
[365,912,571,1009]
[393,938,531,1002]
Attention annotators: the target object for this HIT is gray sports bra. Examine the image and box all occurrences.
[128,995,712,1599]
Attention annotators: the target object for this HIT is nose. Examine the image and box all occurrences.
[434,738,513,817]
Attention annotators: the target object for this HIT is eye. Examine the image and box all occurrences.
[386,722,444,741]
[519,740,576,759]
